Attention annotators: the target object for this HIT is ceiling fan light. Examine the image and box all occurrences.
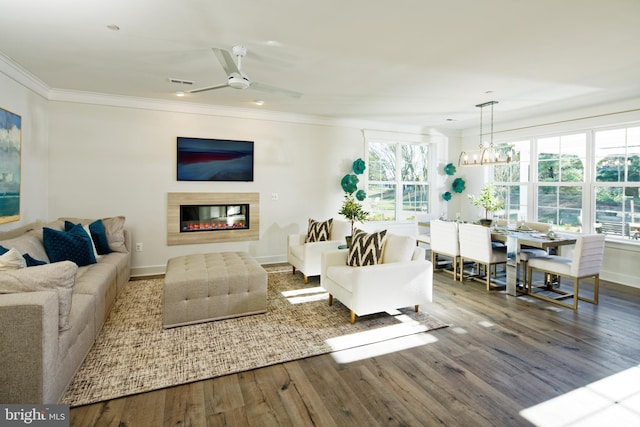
[228,74,250,90]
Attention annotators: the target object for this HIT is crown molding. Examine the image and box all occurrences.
[0,52,49,98]
[1,52,433,136]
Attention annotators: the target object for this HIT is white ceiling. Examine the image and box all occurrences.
[1,0,639,129]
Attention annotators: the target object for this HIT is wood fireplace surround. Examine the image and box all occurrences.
[167,192,259,245]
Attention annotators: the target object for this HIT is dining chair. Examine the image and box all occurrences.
[429,220,460,280]
[458,223,507,290]
[526,234,605,310]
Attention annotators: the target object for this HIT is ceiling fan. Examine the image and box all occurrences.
[188,45,302,98]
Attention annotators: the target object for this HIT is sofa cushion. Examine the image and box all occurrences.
[43,226,97,267]
[347,228,387,267]
[0,248,26,270]
[0,234,50,263]
[306,218,333,242]
[381,234,416,264]
[0,261,78,330]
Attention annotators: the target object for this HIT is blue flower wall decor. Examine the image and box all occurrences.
[352,158,366,175]
[444,163,456,176]
[341,174,359,194]
[452,177,466,193]
[355,189,367,201]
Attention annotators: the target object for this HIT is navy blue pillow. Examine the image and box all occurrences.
[65,220,112,255]
[89,220,112,255]
[43,226,97,267]
[23,253,47,267]
[0,245,8,255]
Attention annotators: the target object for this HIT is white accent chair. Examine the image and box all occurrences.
[458,223,507,291]
[321,234,433,324]
[287,220,350,283]
[526,234,605,310]
[430,220,461,280]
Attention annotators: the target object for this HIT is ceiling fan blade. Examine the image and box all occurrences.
[212,48,240,76]
[188,83,229,93]
[250,82,302,99]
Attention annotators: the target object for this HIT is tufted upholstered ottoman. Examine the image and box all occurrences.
[163,251,267,328]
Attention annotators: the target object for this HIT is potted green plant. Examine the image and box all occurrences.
[339,192,369,241]
[468,182,504,226]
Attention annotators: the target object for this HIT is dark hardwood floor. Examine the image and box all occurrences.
[70,269,640,426]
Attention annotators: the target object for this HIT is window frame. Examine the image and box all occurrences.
[365,138,433,222]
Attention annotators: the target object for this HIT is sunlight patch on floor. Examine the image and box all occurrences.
[520,364,640,426]
[330,332,438,364]
[326,311,439,363]
[281,286,328,304]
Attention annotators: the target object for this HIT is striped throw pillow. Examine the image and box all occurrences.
[347,228,387,267]
[306,218,333,242]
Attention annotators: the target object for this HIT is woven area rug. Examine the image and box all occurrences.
[61,267,447,407]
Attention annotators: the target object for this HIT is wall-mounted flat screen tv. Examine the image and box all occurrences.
[177,137,254,182]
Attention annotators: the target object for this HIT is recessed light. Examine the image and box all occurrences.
[265,40,282,47]
[175,91,185,97]
[106,24,120,31]
[254,100,265,106]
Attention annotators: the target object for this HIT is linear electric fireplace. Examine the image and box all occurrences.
[181,204,249,232]
[167,192,259,245]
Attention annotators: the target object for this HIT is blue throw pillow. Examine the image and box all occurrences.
[89,219,112,255]
[23,253,47,267]
[0,245,8,255]
[43,226,97,267]
[65,220,112,255]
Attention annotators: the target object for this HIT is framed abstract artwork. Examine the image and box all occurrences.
[0,107,21,224]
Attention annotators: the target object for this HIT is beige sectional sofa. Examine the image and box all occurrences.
[0,217,131,404]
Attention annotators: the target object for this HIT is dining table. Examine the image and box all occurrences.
[490,228,577,296]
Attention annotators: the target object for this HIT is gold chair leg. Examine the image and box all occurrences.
[292,266,296,274]
[304,275,308,284]
[328,294,333,306]
[414,305,419,312]
[486,263,491,291]
[350,310,356,324]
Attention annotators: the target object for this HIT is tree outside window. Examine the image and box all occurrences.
[594,127,640,239]
[367,141,429,221]
[536,134,585,230]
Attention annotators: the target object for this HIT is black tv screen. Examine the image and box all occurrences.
[177,137,254,181]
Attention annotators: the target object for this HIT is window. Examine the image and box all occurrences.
[593,126,640,239]
[535,133,586,231]
[367,141,429,221]
[488,123,640,241]
[493,140,531,223]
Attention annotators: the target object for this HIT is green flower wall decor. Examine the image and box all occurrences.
[352,158,366,175]
[444,163,456,176]
[452,177,466,193]
[341,174,359,194]
[442,191,452,201]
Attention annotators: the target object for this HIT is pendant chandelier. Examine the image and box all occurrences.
[459,101,515,167]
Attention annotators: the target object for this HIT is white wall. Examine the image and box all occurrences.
[46,101,370,275]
